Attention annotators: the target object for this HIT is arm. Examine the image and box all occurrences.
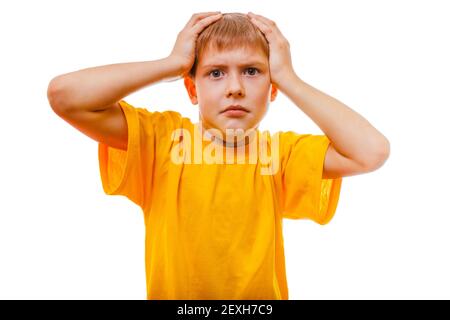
[279,74,390,177]
[47,58,184,113]
[247,12,390,178]
[47,12,223,150]
[46,57,184,151]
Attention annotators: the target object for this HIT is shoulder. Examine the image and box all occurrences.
[118,100,194,139]
[120,101,189,128]
[267,130,323,153]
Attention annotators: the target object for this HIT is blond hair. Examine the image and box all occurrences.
[188,12,269,79]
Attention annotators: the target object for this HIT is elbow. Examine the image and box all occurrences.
[47,76,69,115]
[363,137,391,172]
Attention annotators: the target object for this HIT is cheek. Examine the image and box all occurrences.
[199,104,216,118]
[198,90,224,113]
[255,89,271,104]
[197,83,222,101]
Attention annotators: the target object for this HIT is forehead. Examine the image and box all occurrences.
[199,46,268,68]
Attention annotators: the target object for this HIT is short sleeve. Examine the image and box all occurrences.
[98,100,181,211]
[278,132,342,225]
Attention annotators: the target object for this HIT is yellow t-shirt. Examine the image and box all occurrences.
[98,100,342,300]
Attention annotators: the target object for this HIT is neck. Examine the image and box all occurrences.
[198,123,258,148]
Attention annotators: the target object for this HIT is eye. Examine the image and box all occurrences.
[209,69,223,78]
[207,67,260,79]
[245,67,260,76]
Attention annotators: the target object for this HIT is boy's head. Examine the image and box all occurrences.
[184,12,278,139]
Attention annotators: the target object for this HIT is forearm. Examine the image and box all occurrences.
[279,73,390,167]
[47,56,183,112]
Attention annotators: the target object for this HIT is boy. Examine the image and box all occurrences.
[47,11,390,299]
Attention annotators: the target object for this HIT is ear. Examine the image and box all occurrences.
[270,83,278,102]
[184,76,198,105]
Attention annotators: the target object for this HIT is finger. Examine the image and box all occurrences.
[247,13,284,43]
[247,12,276,27]
[187,12,222,27]
[191,13,223,33]
[247,14,273,38]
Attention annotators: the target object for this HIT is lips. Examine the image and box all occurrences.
[221,105,249,113]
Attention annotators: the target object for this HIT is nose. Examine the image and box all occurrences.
[226,72,245,97]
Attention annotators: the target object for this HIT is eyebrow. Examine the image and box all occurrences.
[200,62,267,70]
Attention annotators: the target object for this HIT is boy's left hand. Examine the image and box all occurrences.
[247,12,297,88]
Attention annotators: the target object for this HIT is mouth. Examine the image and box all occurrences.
[221,105,250,117]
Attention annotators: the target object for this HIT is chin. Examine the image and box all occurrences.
[201,116,258,135]
[222,123,258,135]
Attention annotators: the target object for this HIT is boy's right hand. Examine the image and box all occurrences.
[168,12,223,77]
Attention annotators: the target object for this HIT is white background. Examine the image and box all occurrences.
[1,0,449,299]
